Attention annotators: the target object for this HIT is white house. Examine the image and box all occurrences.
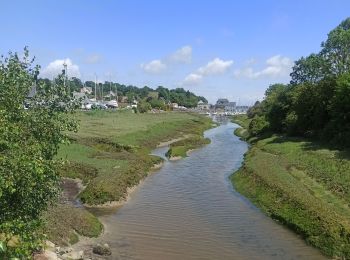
[224,102,236,112]
[197,100,210,110]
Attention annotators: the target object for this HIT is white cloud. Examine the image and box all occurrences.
[140,59,167,74]
[183,73,203,86]
[234,55,293,79]
[41,58,80,79]
[198,58,234,76]
[141,45,192,74]
[170,45,192,63]
[85,54,103,64]
[182,57,233,86]
[233,67,255,78]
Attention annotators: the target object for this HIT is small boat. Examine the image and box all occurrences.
[106,99,118,108]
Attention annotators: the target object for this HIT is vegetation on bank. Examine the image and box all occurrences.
[43,204,103,246]
[0,49,79,258]
[231,18,350,258]
[231,114,251,140]
[57,111,212,205]
[231,131,350,257]
[165,136,211,159]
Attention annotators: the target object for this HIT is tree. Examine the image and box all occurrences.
[248,116,269,136]
[290,54,329,85]
[264,84,290,132]
[321,18,350,76]
[240,18,350,148]
[247,101,264,118]
[156,86,170,101]
[69,77,82,92]
[148,98,166,110]
[137,100,151,113]
[324,72,350,146]
[0,48,78,258]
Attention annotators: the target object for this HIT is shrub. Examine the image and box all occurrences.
[0,48,78,258]
[248,116,269,136]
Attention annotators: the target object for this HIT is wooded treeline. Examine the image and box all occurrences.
[247,18,350,147]
[39,77,207,108]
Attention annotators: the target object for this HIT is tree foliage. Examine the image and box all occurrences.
[248,18,350,147]
[0,48,78,258]
[41,79,207,109]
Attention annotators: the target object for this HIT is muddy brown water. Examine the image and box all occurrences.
[91,121,325,260]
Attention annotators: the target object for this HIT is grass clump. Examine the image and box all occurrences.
[231,114,252,140]
[58,161,98,184]
[166,136,210,159]
[43,204,103,246]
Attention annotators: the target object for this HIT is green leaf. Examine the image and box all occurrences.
[0,241,7,253]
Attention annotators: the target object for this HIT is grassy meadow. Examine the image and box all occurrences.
[231,115,350,258]
[45,110,212,246]
[58,110,212,205]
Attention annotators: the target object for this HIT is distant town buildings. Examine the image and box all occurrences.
[235,105,249,113]
[73,91,87,101]
[197,100,210,110]
[215,98,229,109]
[224,102,236,112]
[210,98,250,114]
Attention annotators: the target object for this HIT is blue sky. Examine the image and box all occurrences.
[1,1,350,104]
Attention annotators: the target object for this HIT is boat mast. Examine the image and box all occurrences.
[101,81,103,102]
[115,83,118,102]
[94,74,97,100]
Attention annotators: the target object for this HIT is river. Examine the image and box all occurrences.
[93,121,325,259]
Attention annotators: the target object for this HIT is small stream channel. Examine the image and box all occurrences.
[90,120,325,259]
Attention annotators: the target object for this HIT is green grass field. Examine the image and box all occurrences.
[58,110,212,204]
[231,115,350,258]
[44,110,212,246]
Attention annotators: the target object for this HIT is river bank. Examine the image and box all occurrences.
[44,111,212,249]
[83,121,324,259]
[231,115,350,258]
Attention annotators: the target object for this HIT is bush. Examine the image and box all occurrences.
[248,116,269,136]
[137,101,151,113]
[0,48,78,258]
